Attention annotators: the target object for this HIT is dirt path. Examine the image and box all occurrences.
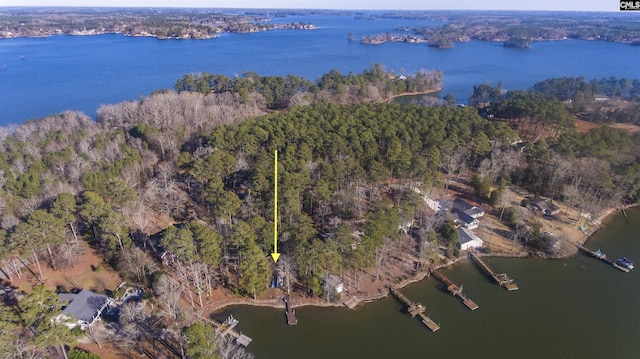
[8,241,122,295]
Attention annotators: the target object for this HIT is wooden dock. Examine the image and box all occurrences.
[470,252,519,291]
[430,269,479,310]
[343,295,360,309]
[284,294,298,325]
[575,245,631,272]
[197,314,253,347]
[389,286,440,332]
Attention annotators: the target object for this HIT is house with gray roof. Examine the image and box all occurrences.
[457,227,484,250]
[451,210,479,230]
[57,289,113,330]
[529,199,560,216]
[453,198,485,218]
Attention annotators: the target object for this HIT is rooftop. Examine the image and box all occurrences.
[59,289,109,323]
[453,198,475,212]
[458,227,484,246]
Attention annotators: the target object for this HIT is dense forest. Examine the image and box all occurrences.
[0,66,639,358]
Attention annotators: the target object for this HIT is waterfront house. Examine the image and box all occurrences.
[457,227,484,250]
[56,289,113,330]
[453,198,485,218]
[451,210,480,230]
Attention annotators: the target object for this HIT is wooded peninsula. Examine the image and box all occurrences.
[0,65,639,359]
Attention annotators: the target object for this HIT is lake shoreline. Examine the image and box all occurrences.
[576,204,639,247]
[387,89,442,103]
[208,205,637,316]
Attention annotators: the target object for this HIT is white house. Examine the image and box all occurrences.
[451,210,480,230]
[453,198,485,218]
[457,227,484,250]
[325,274,344,294]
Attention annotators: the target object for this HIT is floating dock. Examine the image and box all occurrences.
[612,262,632,273]
[575,245,631,273]
[389,286,440,332]
[430,269,479,310]
[284,294,298,325]
[470,252,519,291]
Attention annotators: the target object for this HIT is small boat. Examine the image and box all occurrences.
[615,257,634,270]
[595,249,606,259]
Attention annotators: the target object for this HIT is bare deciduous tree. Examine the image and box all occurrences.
[1,215,20,231]
[440,146,467,189]
[119,301,143,324]
[215,334,255,359]
[155,274,183,319]
[121,247,154,285]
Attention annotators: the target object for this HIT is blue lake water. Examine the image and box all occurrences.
[1,13,639,125]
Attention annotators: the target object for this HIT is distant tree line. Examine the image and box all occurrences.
[533,77,640,101]
[0,8,316,39]
[174,64,443,109]
[369,12,640,46]
[532,77,640,124]
[470,78,640,126]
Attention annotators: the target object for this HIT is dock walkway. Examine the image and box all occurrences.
[576,245,631,273]
[470,252,519,291]
[284,294,298,325]
[197,314,253,347]
[389,286,440,332]
[430,268,479,310]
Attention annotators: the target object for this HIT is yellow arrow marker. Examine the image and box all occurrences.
[271,149,280,263]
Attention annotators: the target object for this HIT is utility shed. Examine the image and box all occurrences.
[530,199,560,215]
[325,274,344,294]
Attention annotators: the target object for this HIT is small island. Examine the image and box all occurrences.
[503,38,532,49]
[360,33,428,45]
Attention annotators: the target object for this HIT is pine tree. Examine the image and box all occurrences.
[183,322,220,359]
